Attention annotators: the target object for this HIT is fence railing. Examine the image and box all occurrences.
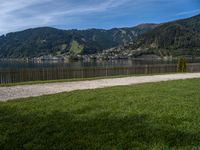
[1,63,200,84]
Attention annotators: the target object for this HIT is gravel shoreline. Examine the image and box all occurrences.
[1,73,200,101]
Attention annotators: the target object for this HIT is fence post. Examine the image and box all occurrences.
[0,72,2,84]
[190,64,193,73]
[145,65,148,74]
[82,69,84,78]
[105,67,107,76]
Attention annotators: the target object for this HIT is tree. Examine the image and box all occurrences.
[177,57,187,72]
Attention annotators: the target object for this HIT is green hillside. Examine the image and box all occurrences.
[127,14,200,57]
[0,24,157,58]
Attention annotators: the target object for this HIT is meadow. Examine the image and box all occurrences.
[1,79,200,149]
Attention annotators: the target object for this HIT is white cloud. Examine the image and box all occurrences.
[0,0,53,34]
[176,9,200,16]
[0,0,50,15]
[52,0,130,16]
[0,0,130,34]
[0,0,197,35]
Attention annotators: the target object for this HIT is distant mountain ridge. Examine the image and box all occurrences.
[0,24,158,58]
[1,14,200,59]
[123,14,200,57]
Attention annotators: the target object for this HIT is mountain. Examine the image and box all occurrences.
[124,14,200,57]
[0,24,157,58]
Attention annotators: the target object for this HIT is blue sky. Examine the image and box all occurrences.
[0,0,199,34]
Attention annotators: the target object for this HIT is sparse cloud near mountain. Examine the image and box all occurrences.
[176,9,200,16]
[0,0,199,34]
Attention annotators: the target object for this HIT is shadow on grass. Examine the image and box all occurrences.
[0,107,200,150]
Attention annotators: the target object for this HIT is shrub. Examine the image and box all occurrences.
[177,57,187,72]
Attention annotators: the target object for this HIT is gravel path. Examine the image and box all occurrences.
[1,73,200,102]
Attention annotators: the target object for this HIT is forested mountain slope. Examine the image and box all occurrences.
[0,24,157,58]
[126,14,200,57]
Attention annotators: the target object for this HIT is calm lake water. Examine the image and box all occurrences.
[0,59,179,70]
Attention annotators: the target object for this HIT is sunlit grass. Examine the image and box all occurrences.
[1,78,200,149]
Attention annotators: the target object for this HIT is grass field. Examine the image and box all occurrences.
[70,40,83,55]
[1,79,200,149]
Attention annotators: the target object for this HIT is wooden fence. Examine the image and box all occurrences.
[1,63,200,84]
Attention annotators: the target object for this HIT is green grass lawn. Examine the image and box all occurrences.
[1,79,200,149]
